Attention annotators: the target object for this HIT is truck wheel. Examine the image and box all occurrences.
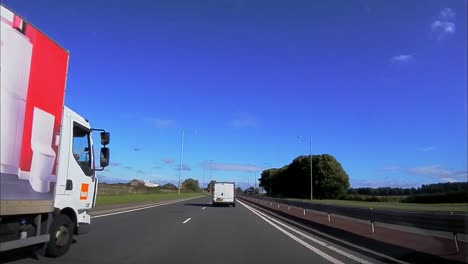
[46,214,74,258]
[233,203,236,207]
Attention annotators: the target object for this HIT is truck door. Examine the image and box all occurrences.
[66,121,96,210]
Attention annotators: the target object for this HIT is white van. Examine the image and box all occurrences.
[212,182,236,207]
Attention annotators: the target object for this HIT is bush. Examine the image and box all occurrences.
[402,191,468,204]
[338,194,403,203]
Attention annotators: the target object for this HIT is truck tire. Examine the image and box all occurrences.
[45,214,74,258]
[233,203,236,207]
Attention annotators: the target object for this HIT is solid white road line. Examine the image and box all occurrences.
[92,197,200,218]
[182,218,192,224]
[202,207,206,210]
[239,200,376,264]
[248,202,407,264]
[238,200,344,264]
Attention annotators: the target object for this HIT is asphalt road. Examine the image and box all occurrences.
[1,196,383,264]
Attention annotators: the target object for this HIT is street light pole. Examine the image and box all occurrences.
[209,160,213,193]
[309,136,313,200]
[177,129,185,196]
[202,165,205,194]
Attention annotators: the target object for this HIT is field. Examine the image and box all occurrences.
[291,198,468,213]
[95,192,203,206]
[94,183,205,206]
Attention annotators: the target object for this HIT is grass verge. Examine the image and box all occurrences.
[290,198,468,213]
[95,192,204,207]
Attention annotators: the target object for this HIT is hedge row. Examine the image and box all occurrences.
[401,191,468,204]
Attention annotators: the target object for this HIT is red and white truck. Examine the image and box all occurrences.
[0,4,110,257]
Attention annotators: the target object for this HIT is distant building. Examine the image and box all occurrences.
[129,179,159,188]
[129,179,144,187]
[144,181,159,188]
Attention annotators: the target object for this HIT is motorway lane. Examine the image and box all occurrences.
[1,196,374,264]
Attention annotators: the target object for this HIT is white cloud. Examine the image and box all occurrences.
[390,54,413,63]
[431,21,456,38]
[173,164,191,171]
[381,165,401,171]
[203,162,263,172]
[431,8,456,40]
[230,113,257,128]
[153,119,175,128]
[161,158,176,164]
[144,118,175,129]
[439,8,456,20]
[110,162,122,167]
[440,177,457,183]
[97,174,130,184]
[418,146,434,152]
[408,165,467,182]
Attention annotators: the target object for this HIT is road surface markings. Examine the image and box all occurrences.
[182,218,192,224]
[250,205,374,264]
[250,203,408,264]
[92,197,201,218]
[238,200,344,264]
[202,207,206,210]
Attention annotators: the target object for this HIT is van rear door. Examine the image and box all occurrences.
[213,183,234,203]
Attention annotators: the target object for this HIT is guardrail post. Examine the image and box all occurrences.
[370,208,375,234]
[278,204,280,208]
[328,213,331,223]
[453,233,459,253]
[303,209,306,216]
[270,202,272,206]
[288,206,290,211]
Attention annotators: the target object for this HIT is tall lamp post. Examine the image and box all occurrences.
[177,129,185,196]
[298,136,313,200]
[178,129,198,196]
[208,160,213,193]
[202,165,205,194]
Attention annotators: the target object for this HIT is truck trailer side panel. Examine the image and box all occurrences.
[0,5,69,215]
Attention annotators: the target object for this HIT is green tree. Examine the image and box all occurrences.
[235,187,243,194]
[182,178,200,192]
[161,183,177,190]
[312,154,350,199]
[259,154,350,199]
[206,180,216,192]
[259,168,281,195]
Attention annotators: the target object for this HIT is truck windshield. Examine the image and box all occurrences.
[73,123,93,176]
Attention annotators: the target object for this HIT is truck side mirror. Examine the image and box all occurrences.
[101,132,110,145]
[100,147,110,167]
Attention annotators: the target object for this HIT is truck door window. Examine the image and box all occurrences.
[73,123,93,176]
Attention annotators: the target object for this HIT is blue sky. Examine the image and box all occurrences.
[5,0,467,189]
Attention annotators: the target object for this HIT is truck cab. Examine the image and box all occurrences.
[54,107,107,235]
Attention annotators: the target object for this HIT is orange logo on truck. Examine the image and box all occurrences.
[80,184,89,200]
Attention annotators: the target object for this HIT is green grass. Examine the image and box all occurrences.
[290,198,468,213]
[95,192,204,207]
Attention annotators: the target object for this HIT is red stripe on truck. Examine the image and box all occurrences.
[19,21,68,176]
